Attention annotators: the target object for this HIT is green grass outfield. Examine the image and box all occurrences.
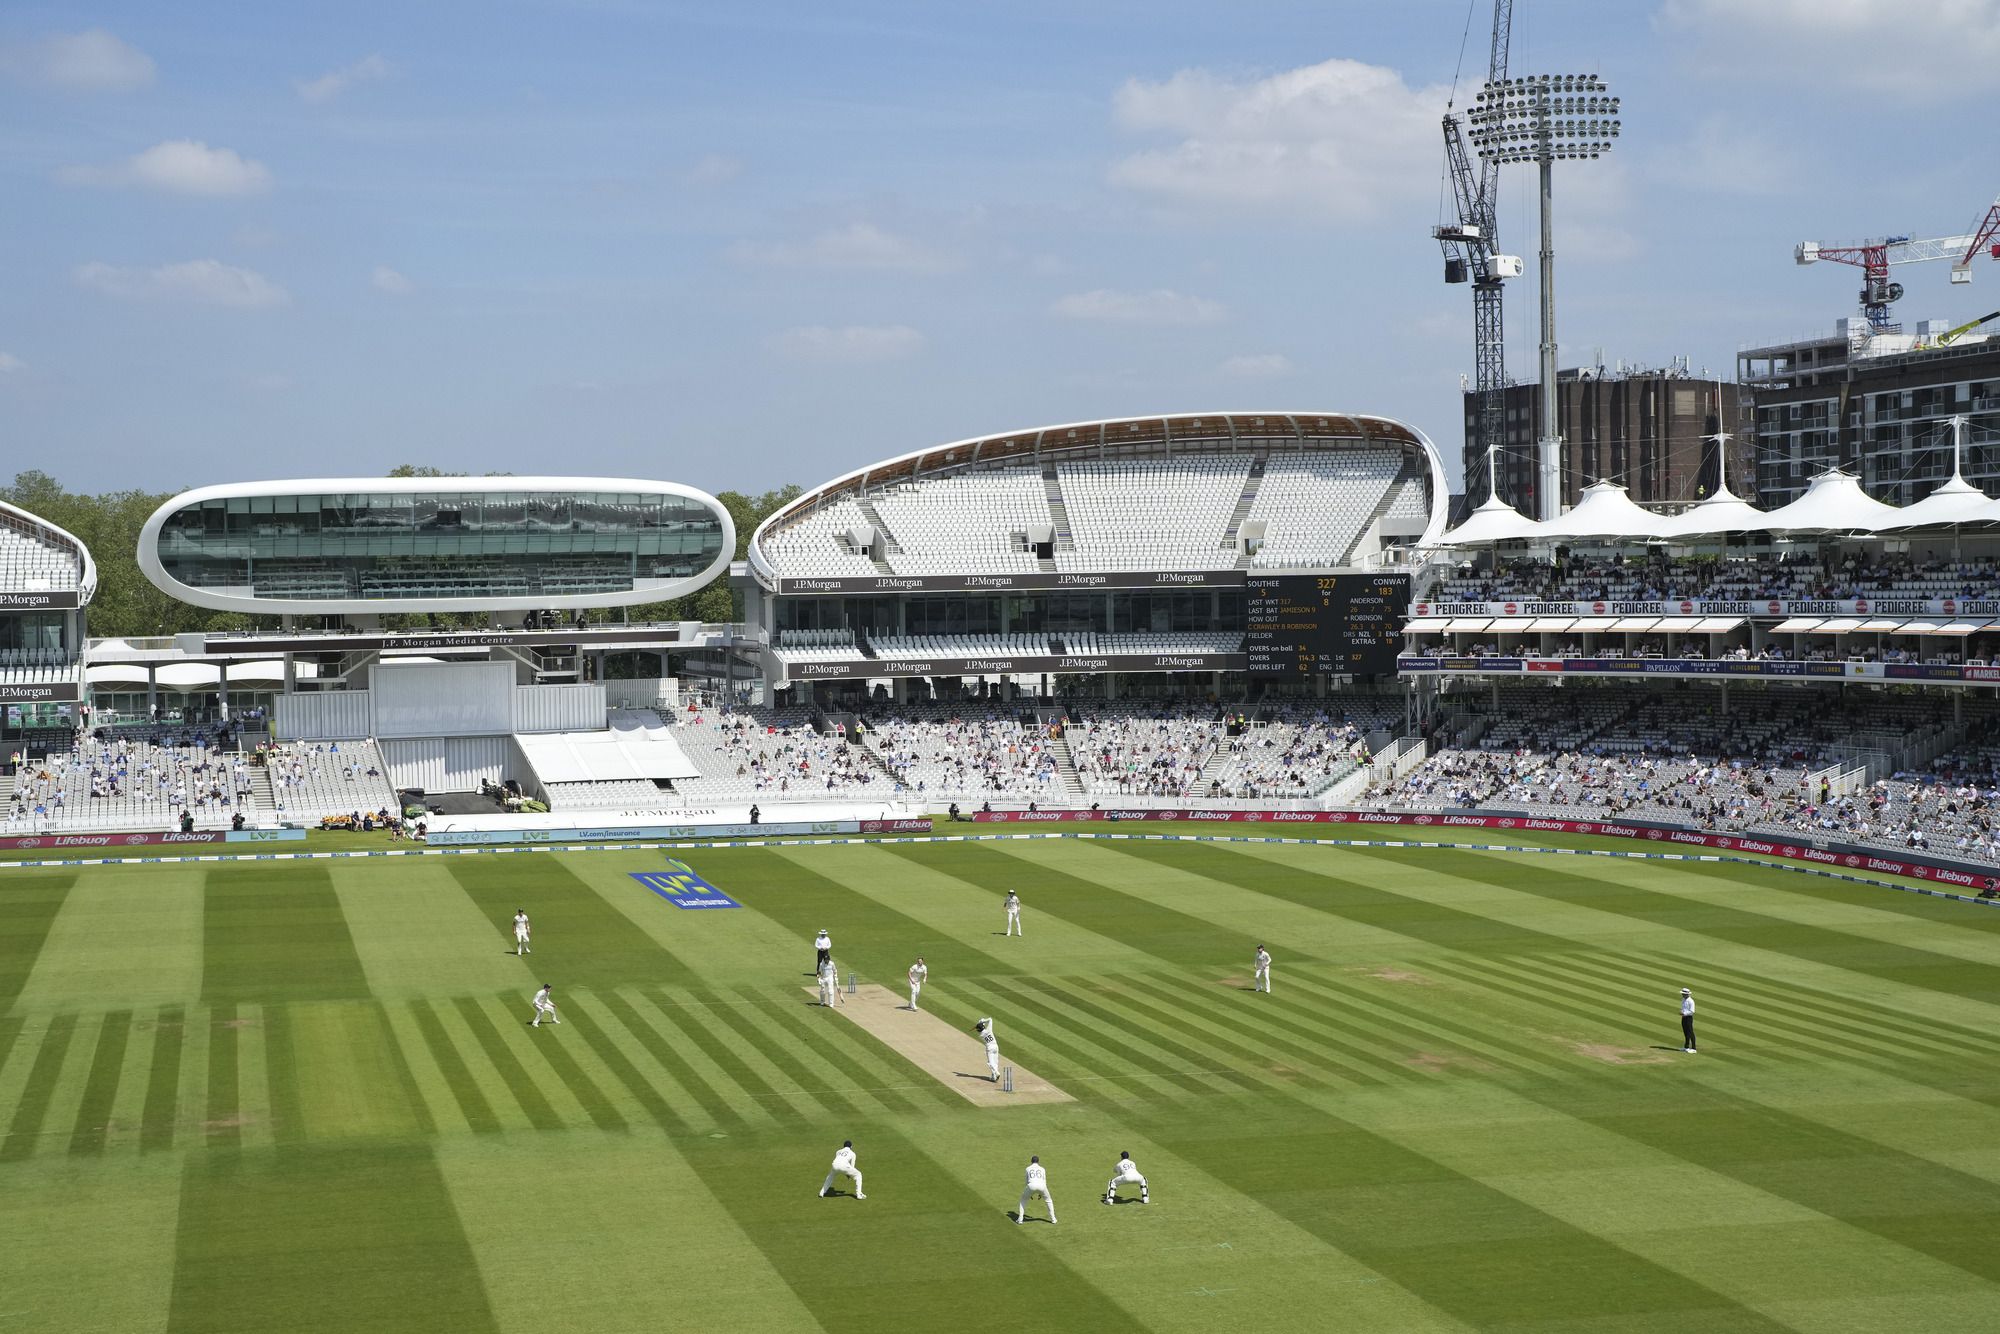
[3,838,2000,1332]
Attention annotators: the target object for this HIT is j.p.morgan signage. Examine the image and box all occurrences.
[783,652,1247,681]
[0,591,80,611]
[774,570,1249,595]
[0,681,81,704]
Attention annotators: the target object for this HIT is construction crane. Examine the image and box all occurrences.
[1795,192,2000,334]
[1934,309,2000,348]
[1434,0,1523,504]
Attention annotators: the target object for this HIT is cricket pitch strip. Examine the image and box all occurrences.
[804,983,1075,1107]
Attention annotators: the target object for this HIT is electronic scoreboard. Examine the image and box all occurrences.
[1245,573,1409,679]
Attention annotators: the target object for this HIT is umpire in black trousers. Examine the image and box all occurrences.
[1679,988,1698,1053]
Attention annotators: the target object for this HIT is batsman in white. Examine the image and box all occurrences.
[1254,944,1272,994]
[512,909,532,956]
[529,984,560,1027]
[1017,1155,1056,1225]
[1103,1150,1149,1205]
[907,956,928,1011]
[1004,890,1023,937]
[819,1139,865,1199]
[818,958,838,1007]
[976,1016,1001,1082]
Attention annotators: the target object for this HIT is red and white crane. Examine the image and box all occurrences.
[1796,192,2000,335]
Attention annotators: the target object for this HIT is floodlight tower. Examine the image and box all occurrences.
[1467,74,1620,520]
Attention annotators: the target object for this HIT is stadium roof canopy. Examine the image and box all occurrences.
[0,497,98,606]
[1653,477,1769,540]
[1435,492,1541,547]
[1870,470,2000,531]
[1734,471,1905,535]
[1533,482,1668,540]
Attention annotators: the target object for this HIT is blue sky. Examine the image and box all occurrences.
[3,0,1997,496]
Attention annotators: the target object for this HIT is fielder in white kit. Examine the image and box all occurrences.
[512,909,531,956]
[1254,945,1272,994]
[1004,890,1023,936]
[819,1139,865,1199]
[907,956,927,1011]
[529,984,559,1026]
[1017,1155,1056,1224]
[1103,1150,1149,1205]
[976,1016,1001,1081]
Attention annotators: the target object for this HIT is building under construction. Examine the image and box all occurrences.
[1740,324,2000,507]
[1462,363,1749,515]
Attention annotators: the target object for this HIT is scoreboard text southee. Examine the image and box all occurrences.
[1245,574,1411,679]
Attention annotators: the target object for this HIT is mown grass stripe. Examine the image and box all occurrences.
[632,987,809,1124]
[594,990,749,1129]
[140,1005,185,1153]
[1108,839,1577,955]
[201,864,369,1003]
[894,840,1280,966]
[260,1004,305,1145]
[1384,846,2000,1006]
[1561,1084,2000,1287]
[521,1014,628,1133]
[450,997,566,1131]
[1009,973,1285,1095]
[444,858,694,988]
[1090,970,1367,1092]
[68,1008,133,1156]
[954,977,1202,1102]
[748,987,952,1116]
[1412,953,1710,1064]
[690,990,867,1121]
[989,974,1264,1096]
[1279,969,1579,1081]
[1152,1116,1794,1333]
[0,872,74,1009]
[1114,968,1458,1086]
[559,1004,700,1136]
[205,1004,241,1149]
[1,1013,80,1161]
[406,999,501,1135]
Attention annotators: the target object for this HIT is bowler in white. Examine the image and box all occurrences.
[512,909,531,956]
[819,1140,865,1199]
[1017,1155,1056,1224]
[907,956,928,1011]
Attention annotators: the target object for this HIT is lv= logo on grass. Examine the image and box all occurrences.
[631,859,741,909]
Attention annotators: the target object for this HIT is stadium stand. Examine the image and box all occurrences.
[757,498,882,578]
[872,471,1047,574]
[0,522,82,591]
[1246,451,1403,567]
[1055,456,1248,571]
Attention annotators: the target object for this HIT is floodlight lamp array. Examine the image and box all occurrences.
[1466,74,1620,164]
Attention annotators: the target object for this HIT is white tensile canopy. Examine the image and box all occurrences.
[1655,477,1770,539]
[1736,470,1905,535]
[1534,481,1669,540]
[1869,470,1999,531]
[1435,491,1541,547]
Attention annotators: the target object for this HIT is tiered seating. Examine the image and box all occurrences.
[1207,699,1401,798]
[867,633,1049,659]
[0,523,81,591]
[1055,457,1247,572]
[1057,632,1243,654]
[1068,704,1223,797]
[774,628,864,663]
[1438,555,2000,604]
[874,471,1046,574]
[262,740,398,823]
[6,734,252,832]
[544,778,677,810]
[662,702,899,798]
[758,498,881,578]
[0,647,77,686]
[860,704,1061,800]
[1247,451,1400,567]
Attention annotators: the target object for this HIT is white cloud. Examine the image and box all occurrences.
[296,53,390,104]
[58,140,273,197]
[685,153,745,187]
[731,222,955,273]
[371,265,414,295]
[1659,0,2000,95]
[1651,116,1792,197]
[1218,352,1294,380]
[1,29,154,91]
[769,324,926,363]
[1050,288,1226,325]
[75,259,289,309]
[1108,57,1446,220]
[0,352,24,375]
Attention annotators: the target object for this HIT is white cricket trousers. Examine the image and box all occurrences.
[1018,1185,1055,1222]
[821,1165,862,1196]
[1105,1168,1147,1199]
[1006,909,1022,936]
[531,1001,558,1025]
[985,1042,1000,1080]
[1255,966,1271,993]
[909,981,922,1010]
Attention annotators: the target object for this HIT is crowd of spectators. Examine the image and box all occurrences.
[5,730,251,831]
[1437,554,2000,604]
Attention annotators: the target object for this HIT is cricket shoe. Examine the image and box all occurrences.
[856,1193,866,1200]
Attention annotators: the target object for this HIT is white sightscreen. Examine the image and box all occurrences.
[372,662,513,738]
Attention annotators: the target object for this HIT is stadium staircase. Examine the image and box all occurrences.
[1041,466,1075,556]
[1037,710,1087,801]
[852,498,902,575]
[1341,457,1423,566]
[246,767,279,825]
[818,710,904,789]
[1223,450,1269,565]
